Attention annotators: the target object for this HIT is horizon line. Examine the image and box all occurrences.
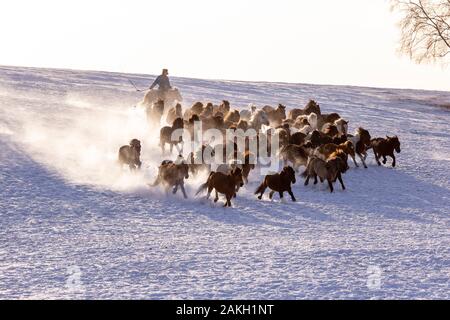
[1,63,449,94]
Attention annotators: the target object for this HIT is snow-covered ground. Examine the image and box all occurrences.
[0,65,449,299]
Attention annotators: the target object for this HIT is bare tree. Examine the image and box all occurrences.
[391,0,450,64]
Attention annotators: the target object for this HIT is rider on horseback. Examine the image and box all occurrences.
[150,69,172,92]
[141,69,181,109]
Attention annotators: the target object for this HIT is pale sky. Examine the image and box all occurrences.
[1,0,449,91]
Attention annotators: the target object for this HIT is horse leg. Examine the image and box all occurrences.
[373,149,381,166]
[214,191,219,203]
[257,183,267,200]
[327,179,334,193]
[358,153,368,168]
[180,183,188,199]
[161,142,165,155]
[382,155,387,165]
[279,192,284,201]
[224,194,231,207]
[391,153,396,167]
[288,188,296,202]
[304,175,310,186]
[206,186,213,200]
[313,175,318,185]
[173,183,178,194]
[362,151,368,161]
[169,143,174,154]
[351,154,359,168]
[269,190,275,200]
[337,173,346,190]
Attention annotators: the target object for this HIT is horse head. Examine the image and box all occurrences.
[388,136,401,153]
[129,139,141,154]
[231,167,244,188]
[282,166,296,184]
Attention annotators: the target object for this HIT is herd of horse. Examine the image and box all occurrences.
[118,98,401,207]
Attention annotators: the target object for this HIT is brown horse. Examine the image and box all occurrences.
[196,167,244,207]
[317,112,341,131]
[264,104,286,126]
[199,102,214,120]
[224,109,241,127]
[213,100,231,116]
[290,132,307,145]
[288,100,322,119]
[302,156,347,193]
[314,141,355,168]
[202,114,225,132]
[166,103,182,125]
[151,160,190,198]
[307,130,334,148]
[184,114,200,140]
[160,118,184,154]
[348,127,371,168]
[118,139,142,170]
[187,144,215,176]
[147,99,165,125]
[370,136,401,167]
[183,101,204,120]
[230,151,256,184]
[255,166,297,201]
[322,123,340,138]
[279,144,309,171]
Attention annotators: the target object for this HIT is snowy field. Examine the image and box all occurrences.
[0,65,449,299]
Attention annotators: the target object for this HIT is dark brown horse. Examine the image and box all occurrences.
[160,117,184,154]
[370,136,401,167]
[289,132,307,145]
[118,139,142,170]
[196,167,244,207]
[255,166,297,201]
[308,130,334,148]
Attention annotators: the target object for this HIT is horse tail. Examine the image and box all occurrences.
[149,175,161,187]
[195,172,214,196]
[254,181,266,195]
[195,183,208,196]
[300,168,308,178]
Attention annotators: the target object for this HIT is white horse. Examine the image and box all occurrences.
[140,88,183,110]
[248,110,270,131]
[307,112,318,130]
[240,104,257,121]
[334,118,349,136]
